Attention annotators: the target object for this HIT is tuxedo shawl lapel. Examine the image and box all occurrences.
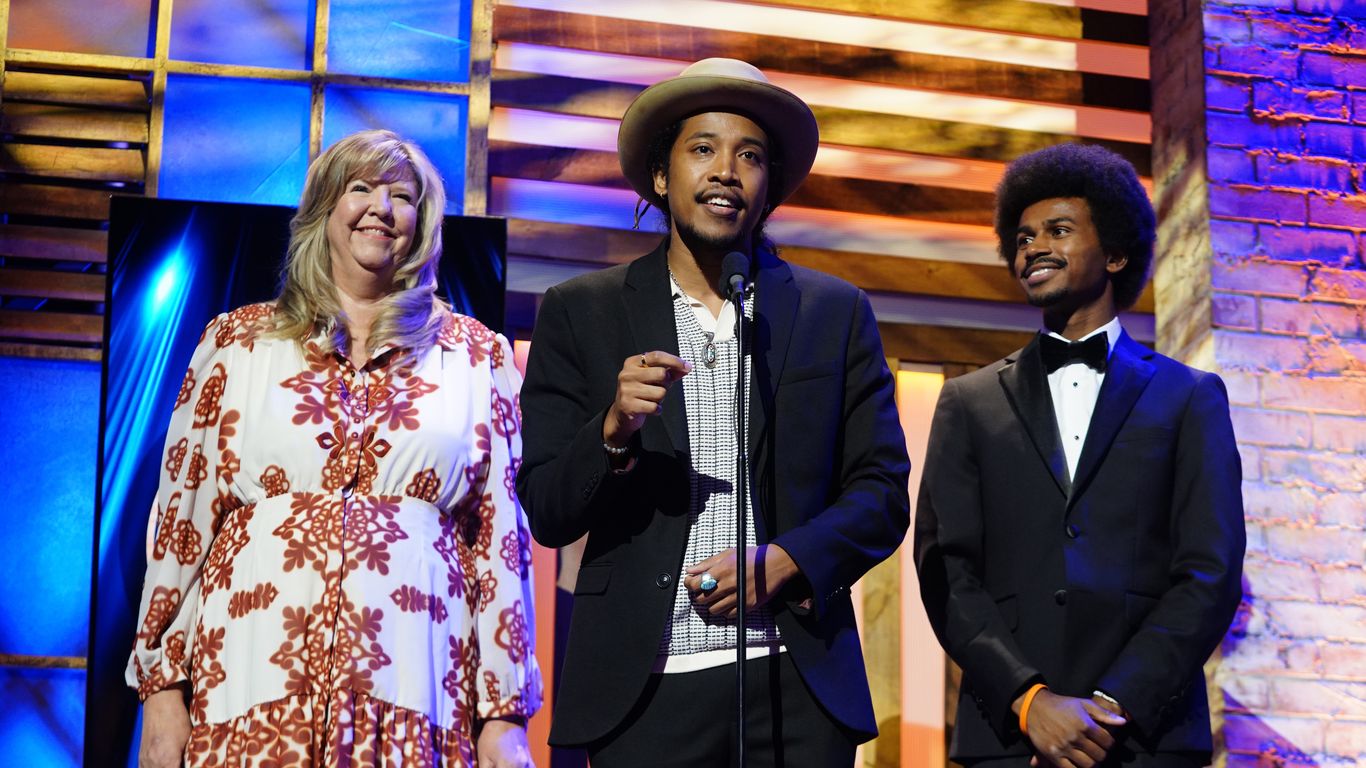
[1066,331,1155,513]
[998,336,1070,498]
[622,244,689,459]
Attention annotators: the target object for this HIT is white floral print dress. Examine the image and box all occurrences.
[127,303,541,766]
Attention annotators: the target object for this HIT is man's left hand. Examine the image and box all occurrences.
[476,719,533,768]
[685,544,800,618]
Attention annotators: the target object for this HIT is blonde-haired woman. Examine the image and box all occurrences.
[130,129,540,767]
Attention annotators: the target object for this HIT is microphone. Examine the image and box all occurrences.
[716,250,751,762]
[719,251,750,298]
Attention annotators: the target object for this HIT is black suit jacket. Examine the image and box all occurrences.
[516,243,910,746]
[914,332,1245,764]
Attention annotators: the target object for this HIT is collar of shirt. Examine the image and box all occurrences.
[669,274,752,343]
[324,342,401,374]
[1044,316,1123,365]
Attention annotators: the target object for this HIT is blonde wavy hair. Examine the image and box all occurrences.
[269,129,448,362]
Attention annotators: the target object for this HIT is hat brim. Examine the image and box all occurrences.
[618,74,819,211]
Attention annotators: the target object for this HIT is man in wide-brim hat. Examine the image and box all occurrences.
[517,58,910,767]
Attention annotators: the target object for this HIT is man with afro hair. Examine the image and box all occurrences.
[914,143,1245,768]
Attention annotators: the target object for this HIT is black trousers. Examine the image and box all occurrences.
[587,652,857,768]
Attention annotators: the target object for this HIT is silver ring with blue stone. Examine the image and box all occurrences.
[699,572,718,592]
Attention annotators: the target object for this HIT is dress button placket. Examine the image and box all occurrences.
[351,370,367,482]
[341,367,366,528]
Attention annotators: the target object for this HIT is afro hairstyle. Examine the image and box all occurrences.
[994,143,1156,311]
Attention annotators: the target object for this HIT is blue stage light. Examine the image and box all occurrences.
[103,221,201,626]
[150,252,183,310]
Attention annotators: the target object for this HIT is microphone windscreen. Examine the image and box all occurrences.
[719,251,751,296]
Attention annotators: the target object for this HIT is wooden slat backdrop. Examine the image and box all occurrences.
[489,0,1155,340]
[486,1,1152,765]
[0,66,146,359]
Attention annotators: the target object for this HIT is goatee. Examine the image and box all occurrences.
[1026,287,1069,308]
[675,219,749,253]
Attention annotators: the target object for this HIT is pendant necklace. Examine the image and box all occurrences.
[670,268,720,368]
[701,333,718,368]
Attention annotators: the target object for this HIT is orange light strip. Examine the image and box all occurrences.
[896,367,948,768]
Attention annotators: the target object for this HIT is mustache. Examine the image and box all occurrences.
[1022,255,1065,275]
[695,189,745,209]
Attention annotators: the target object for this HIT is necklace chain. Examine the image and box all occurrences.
[669,268,720,368]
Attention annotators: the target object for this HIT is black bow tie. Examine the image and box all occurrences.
[1040,333,1109,373]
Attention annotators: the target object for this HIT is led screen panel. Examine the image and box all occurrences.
[159,75,311,207]
[0,356,99,658]
[327,0,471,83]
[7,0,152,57]
[323,86,469,214]
[0,667,86,767]
[169,0,311,70]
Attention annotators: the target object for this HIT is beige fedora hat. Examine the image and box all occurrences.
[617,58,819,211]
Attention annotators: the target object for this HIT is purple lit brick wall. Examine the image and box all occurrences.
[1155,0,1366,765]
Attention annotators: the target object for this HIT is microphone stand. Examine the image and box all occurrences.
[730,278,748,768]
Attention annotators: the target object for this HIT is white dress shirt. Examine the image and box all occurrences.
[1045,317,1123,481]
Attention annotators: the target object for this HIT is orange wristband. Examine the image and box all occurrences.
[1018,683,1047,735]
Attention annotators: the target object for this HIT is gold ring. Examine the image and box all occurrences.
[640,354,648,367]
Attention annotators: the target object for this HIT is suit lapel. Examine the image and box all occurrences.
[998,336,1070,498]
[1067,331,1155,511]
[622,244,689,459]
[749,250,797,460]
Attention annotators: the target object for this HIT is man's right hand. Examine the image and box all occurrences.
[604,351,690,447]
[139,686,191,768]
[1015,689,1126,768]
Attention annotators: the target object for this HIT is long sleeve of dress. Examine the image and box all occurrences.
[126,314,243,700]
[471,333,543,722]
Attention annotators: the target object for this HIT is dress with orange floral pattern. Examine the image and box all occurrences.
[127,303,541,766]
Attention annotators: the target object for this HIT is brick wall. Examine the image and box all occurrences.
[1152,0,1218,367]
[1153,1,1366,765]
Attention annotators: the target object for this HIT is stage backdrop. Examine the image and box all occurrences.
[88,196,506,766]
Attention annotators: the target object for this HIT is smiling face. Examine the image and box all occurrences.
[653,111,771,257]
[326,166,420,291]
[1013,197,1126,316]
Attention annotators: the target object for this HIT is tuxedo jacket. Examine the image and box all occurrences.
[914,331,1245,764]
[516,243,910,746]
